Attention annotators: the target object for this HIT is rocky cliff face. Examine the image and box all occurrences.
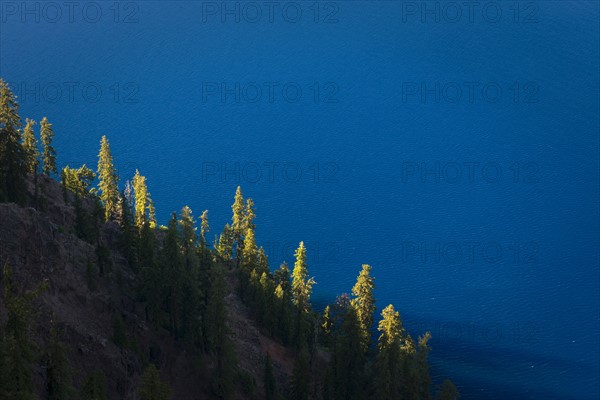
[0,176,294,399]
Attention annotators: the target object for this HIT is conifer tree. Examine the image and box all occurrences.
[291,242,315,311]
[177,206,203,343]
[138,364,170,400]
[216,224,234,262]
[351,264,375,353]
[321,305,333,344]
[274,262,291,293]
[96,136,119,221]
[273,262,293,343]
[62,165,95,198]
[414,332,432,400]
[45,323,74,400]
[291,242,316,349]
[119,187,137,268]
[264,352,276,400]
[148,199,157,228]
[205,264,236,398]
[374,304,414,400]
[0,79,26,204]
[242,227,258,270]
[179,206,197,244]
[163,213,183,336]
[377,304,402,350]
[200,209,210,250]
[332,306,365,400]
[258,246,269,275]
[0,263,37,400]
[244,198,256,232]
[40,117,57,176]
[291,347,311,400]
[132,169,155,228]
[435,379,459,400]
[22,118,38,174]
[139,220,160,323]
[259,271,275,327]
[231,186,245,264]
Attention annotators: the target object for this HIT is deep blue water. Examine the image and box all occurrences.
[2,1,599,398]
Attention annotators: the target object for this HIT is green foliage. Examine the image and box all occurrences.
[96,135,119,221]
[290,347,311,400]
[231,186,245,264]
[200,209,210,249]
[0,113,460,400]
[119,185,138,268]
[350,264,375,353]
[413,332,433,400]
[291,242,315,310]
[215,224,234,261]
[45,323,74,400]
[62,164,95,198]
[139,220,161,324]
[22,118,38,174]
[321,295,367,399]
[80,370,108,400]
[377,305,403,351]
[0,79,27,204]
[139,364,170,400]
[0,263,39,400]
[132,170,156,228]
[205,264,236,399]
[264,353,276,400]
[244,198,256,232]
[40,117,57,176]
[177,206,203,344]
[162,212,183,336]
[374,304,415,400]
[320,305,333,344]
[179,205,197,252]
[435,379,459,400]
[231,186,245,239]
[62,163,96,241]
[242,227,258,271]
[331,306,365,400]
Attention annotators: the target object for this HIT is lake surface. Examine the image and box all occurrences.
[2,1,599,398]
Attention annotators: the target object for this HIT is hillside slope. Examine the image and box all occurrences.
[0,176,294,399]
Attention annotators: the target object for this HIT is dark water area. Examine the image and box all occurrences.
[3,1,599,398]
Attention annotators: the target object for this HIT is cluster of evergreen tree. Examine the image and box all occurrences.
[0,79,233,399]
[0,79,460,400]
[94,134,237,397]
[0,80,58,207]
[220,187,459,400]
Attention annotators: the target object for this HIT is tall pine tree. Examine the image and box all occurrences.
[291,242,315,311]
[45,322,74,400]
[200,209,210,250]
[132,169,155,228]
[350,264,376,353]
[40,117,57,176]
[96,136,119,221]
[0,79,26,204]
[22,118,38,174]
[231,186,245,265]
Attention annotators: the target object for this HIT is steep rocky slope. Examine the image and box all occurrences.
[0,176,295,399]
